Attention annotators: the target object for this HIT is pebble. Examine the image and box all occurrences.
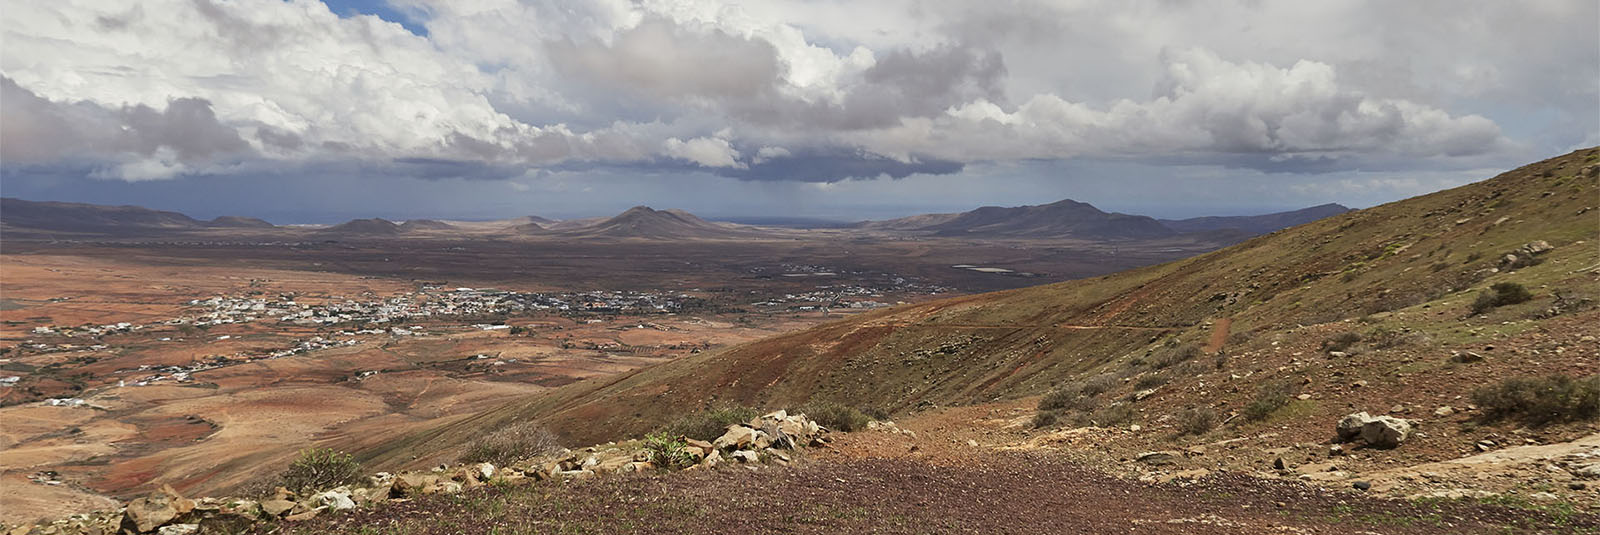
[1353,481,1372,491]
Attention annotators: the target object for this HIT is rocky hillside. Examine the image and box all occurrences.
[0,197,205,233]
[371,148,1599,482]
[559,206,758,239]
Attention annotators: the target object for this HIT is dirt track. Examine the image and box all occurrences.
[261,452,1590,534]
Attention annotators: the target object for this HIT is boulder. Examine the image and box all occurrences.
[729,450,760,464]
[311,490,356,512]
[259,499,297,518]
[156,525,198,535]
[473,463,496,481]
[390,473,443,498]
[1335,412,1415,449]
[713,425,762,450]
[122,494,180,533]
[1518,241,1554,256]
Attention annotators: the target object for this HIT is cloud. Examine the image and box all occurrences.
[0,76,251,180]
[851,48,1510,170]
[661,136,744,168]
[0,0,1591,191]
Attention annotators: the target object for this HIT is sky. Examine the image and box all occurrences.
[1,1,1595,223]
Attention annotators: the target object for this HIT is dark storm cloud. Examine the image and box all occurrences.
[0,76,250,167]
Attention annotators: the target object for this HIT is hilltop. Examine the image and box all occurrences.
[558,206,755,239]
[373,149,1599,509]
[318,218,402,236]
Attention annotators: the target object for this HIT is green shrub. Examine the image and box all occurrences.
[1175,407,1217,436]
[1470,282,1534,315]
[280,448,362,493]
[1471,375,1600,426]
[659,405,761,441]
[460,420,564,466]
[642,433,696,470]
[792,401,871,432]
[1241,380,1299,422]
[1031,411,1059,429]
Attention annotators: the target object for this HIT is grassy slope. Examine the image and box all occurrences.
[364,148,1599,468]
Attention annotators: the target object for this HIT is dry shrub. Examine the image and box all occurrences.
[1472,375,1600,426]
[460,421,564,466]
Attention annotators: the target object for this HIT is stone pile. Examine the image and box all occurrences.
[7,411,832,535]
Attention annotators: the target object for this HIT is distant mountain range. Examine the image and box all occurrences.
[1159,203,1352,235]
[0,197,1350,241]
[854,200,1350,240]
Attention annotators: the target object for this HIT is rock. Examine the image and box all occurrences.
[713,425,761,450]
[1335,412,1414,449]
[1353,481,1372,491]
[1273,457,1287,470]
[368,472,394,488]
[1329,445,1345,457]
[1518,241,1554,256]
[284,508,320,522]
[390,473,443,498]
[122,494,180,533]
[1571,483,1588,491]
[1433,406,1455,417]
[966,439,979,448]
[473,463,496,481]
[259,499,297,518]
[1327,351,1348,358]
[1136,451,1181,466]
[684,438,715,456]
[156,525,198,535]
[1451,351,1485,363]
[1132,388,1159,401]
[729,450,760,464]
[311,490,356,512]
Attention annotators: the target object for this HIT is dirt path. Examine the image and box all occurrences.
[1203,317,1232,353]
[266,453,1585,535]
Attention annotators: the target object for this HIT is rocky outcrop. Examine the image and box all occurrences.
[1335,412,1415,449]
[7,411,832,534]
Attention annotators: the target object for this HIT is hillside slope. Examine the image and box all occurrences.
[1160,203,1352,234]
[0,197,204,233]
[367,149,1599,466]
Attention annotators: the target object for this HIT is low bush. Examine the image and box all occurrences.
[1241,380,1299,422]
[1470,282,1534,315]
[792,401,871,432]
[1039,385,1099,412]
[1088,404,1138,427]
[1133,372,1170,390]
[642,433,696,469]
[1471,375,1600,426]
[1080,373,1119,397]
[280,448,362,493]
[1031,411,1059,429]
[1148,344,1202,369]
[460,420,564,466]
[1175,407,1217,436]
[1321,332,1362,353]
[659,406,762,441]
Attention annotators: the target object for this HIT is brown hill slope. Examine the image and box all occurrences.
[367,148,1599,464]
[0,197,204,233]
